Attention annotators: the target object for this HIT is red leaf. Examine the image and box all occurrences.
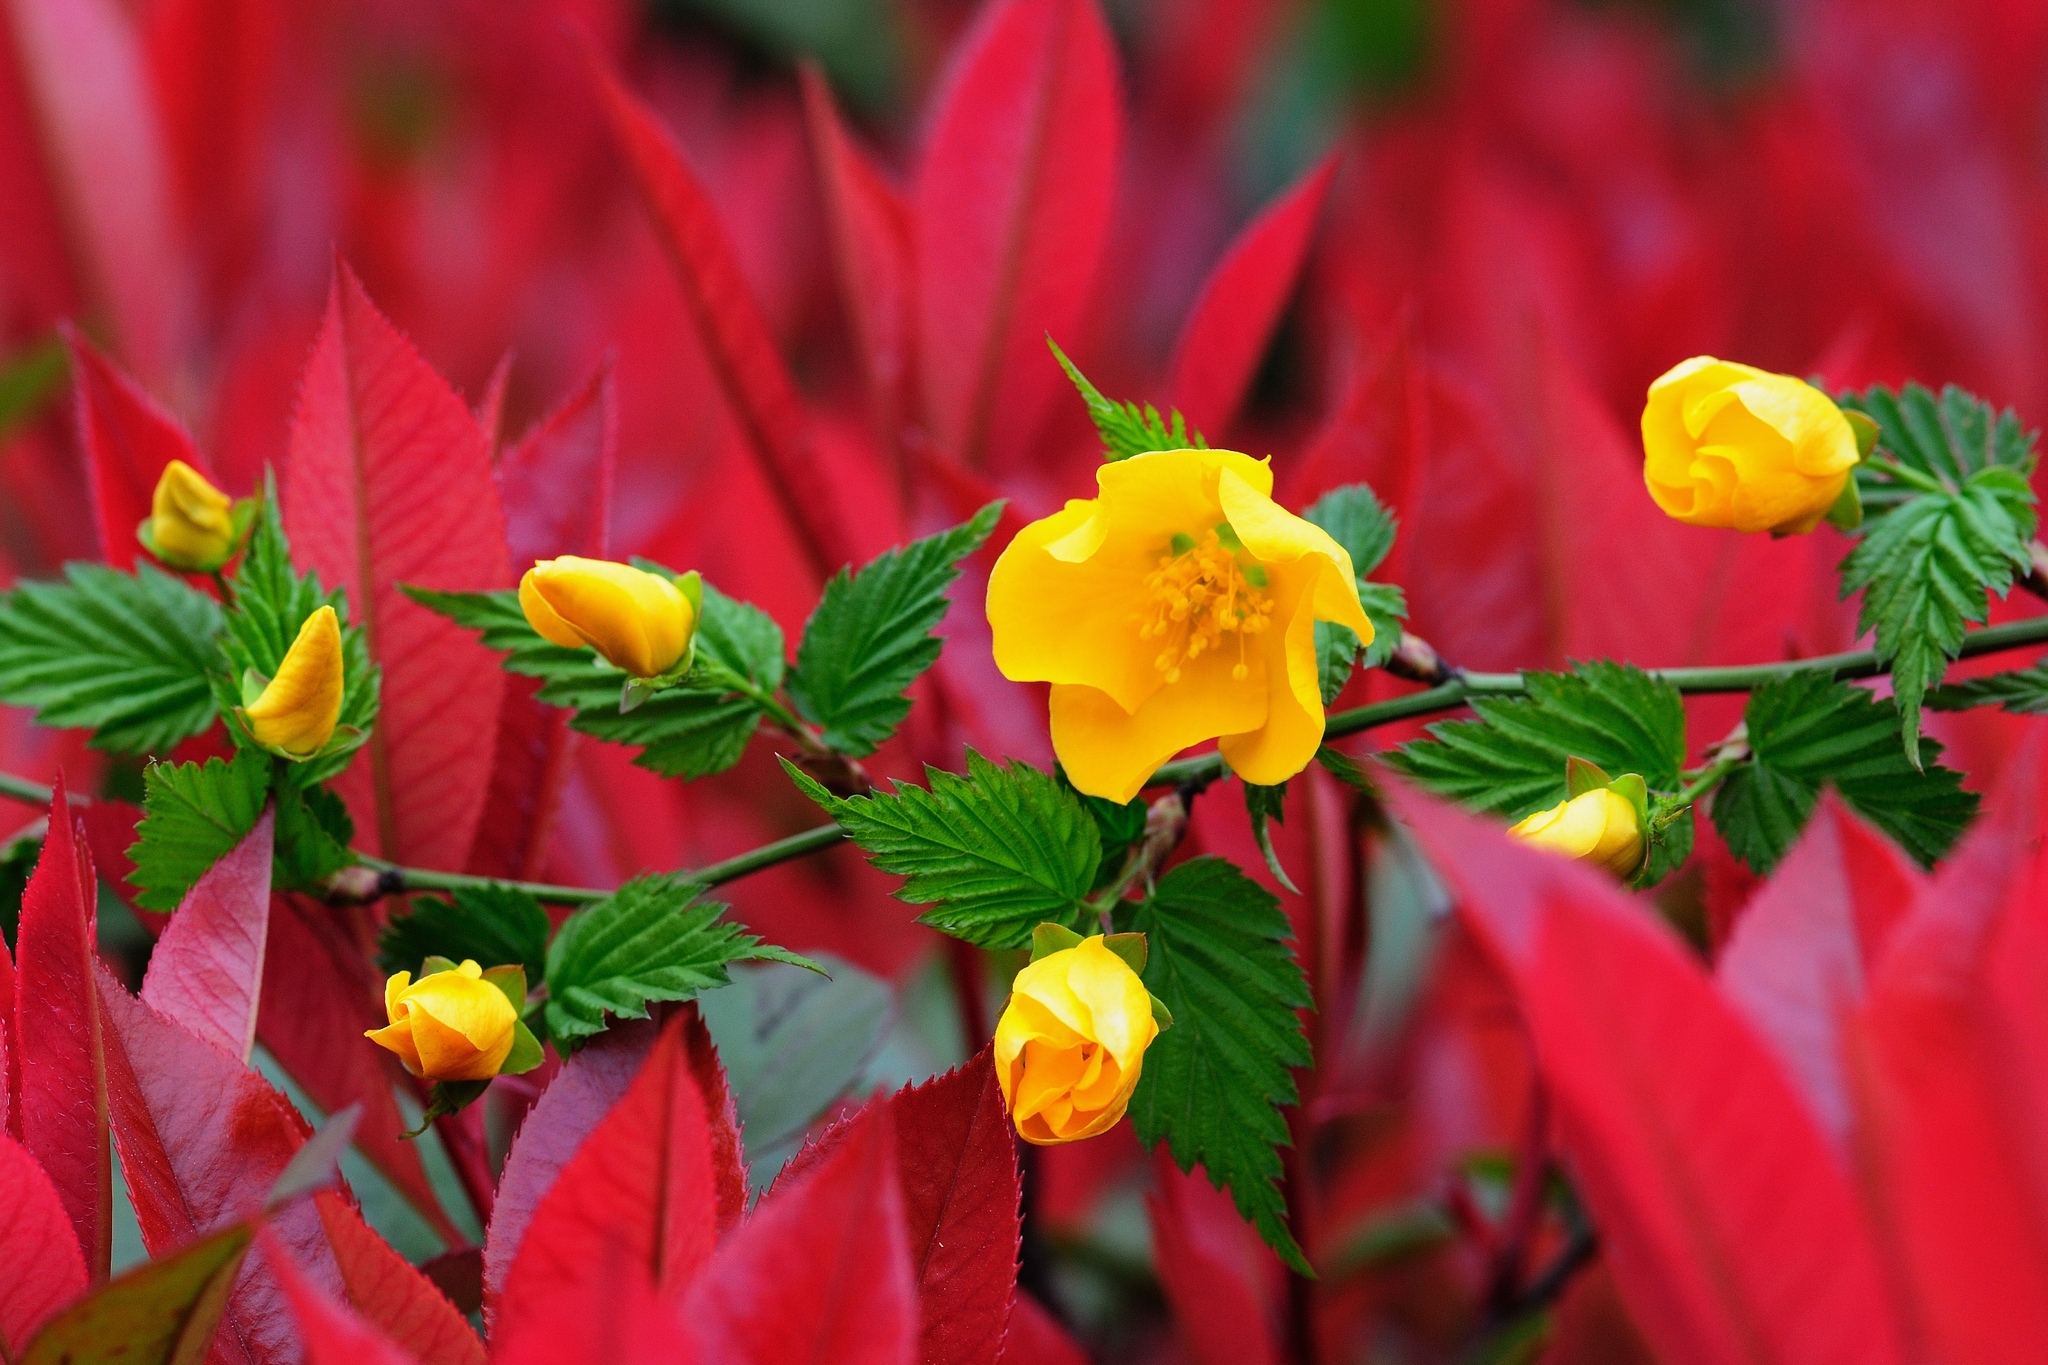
[14,774,110,1282]
[494,1012,744,1349]
[62,326,209,570]
[474,352,514,457]
[97,965,337,1365]
[914,0,1122,473]
[1166,155,1337,441]
[0,933,11,1140]
[0,1132,87,1356]
[283,265,511,871]
[487,1264,699,1365]
[76,797,159,932]
[263,1229,421,1365]
[1385,778,1907,1365]
[1849,749,2048,1361]
[482,1019,653,1317]
[1147,1147,1281,1365]
[685,1105,917,1365]
[314,1193,484,1365]
[801,66,916,442]
[583,43,849,581]
[3,0,186,384]
[1715,793,1922,1145]
[995,1293,1088,1365]
[138,806,272,1063]
[258,894,461,1248]
[892,1047,1021,1365]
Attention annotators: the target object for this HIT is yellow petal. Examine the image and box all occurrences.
[365,1019,423,1076]
[148,460,237,570]
[1218,564,1325,787]
[401,968,517,1082]
[1050,646,1268,804]
[1641,357,1858,535]
[245,606,344,759]
[994,937,1159,1146]
[381,970,412,1024]
[529,557,695,678]
[987,500,1165,714]
[520,568,587,648]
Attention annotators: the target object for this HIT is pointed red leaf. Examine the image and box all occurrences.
[686,1105,917,1365]
[494,1012,744,1348]
[63,327,210,570]
[1384,778,1907,1365]
[996,1293,1088,1365]
[1715,794,1922,1145]
[487,1264,699,1365]
[97,965,338,1365]
[1166,155,1336,440]
[4,0,186,384]
[915,0,1121,474]
[583,43,849,581]
[802,66,916,439]
[76,797,160,932]
[138,806,272,1063]
[258,893,460,1248]
[14,774,110,1282]
[1849,751,2048,1361]
[283,266,511,871]
[892,1048,1021,1365]
[263,1230,421,1365]
[474,352,514,457]
[0,912,13,1140]
[313,1193,484,1365]
[0,1132,87,1356]
[1147,1147,1281,1365]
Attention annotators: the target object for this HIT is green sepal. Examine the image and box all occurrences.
[480,964,527,1013]
[239,667,269,708]
[1824,471,1864,532]
[403,1080,491,1138]
[234,661,364,764]
[1101,932,1147,976]
[1845,408,1881,461]
[1563,756,1613,799]
[1607,772,1650,832]
[1030,922,1087,962]
[500,1018,545,1076]
[418,955,460,978]
[1149,991,1174,1032]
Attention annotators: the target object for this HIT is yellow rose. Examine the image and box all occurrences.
[243,605,344,759]
[1642,357,1861,535]
[995,935,1161,1145]
[366,959,518,1082]
[1508,787,1646,879]
[520,556,696,679]
[986,450,1373,803]
[143,459,238,571]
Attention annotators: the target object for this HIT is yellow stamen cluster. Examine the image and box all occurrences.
[1135,528,1273,683]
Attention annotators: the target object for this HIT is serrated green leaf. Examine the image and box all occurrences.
[1244,781,1298,893]
[1709,672,1978,874]
[270,779,354,891]
[1314,621,1359,705]
[1303,486,1406,687]
[130,750,272,912]
[406,581,780,780]
[1122,856,1313,1274]
[786,750,1100,948]
[1843,381,2038,514]
[0,562,224,754]
[787,503,1002,757]
[1303,484,1398,577]
[1928,661,2048,715]
[380,884,551,984]
[1355,581,1407,671]
[1060,767,1147,893]
[1050,337,1206,461]
[544,874,812,1045]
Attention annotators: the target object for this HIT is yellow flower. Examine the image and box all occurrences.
[244,606,343,759]
[520,556,696,679]
[144,460,238,571]
[1509,787,1646,879]
[986,450,1373,803]
[1642,357,1861,535]
[366,960,519,1082]
[994,935,1160,1146]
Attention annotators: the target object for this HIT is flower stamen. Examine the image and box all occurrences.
[1133,527,1273,684]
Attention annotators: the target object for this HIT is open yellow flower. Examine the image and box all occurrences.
[1642,357,1861,535]
[366,959,517,1082]
[244,605,343,759]
[995,936,1160,1145]
[1509,787,1646,879]
[987,450,1372,802]
[144,459,238,571]
[520,556,695,679]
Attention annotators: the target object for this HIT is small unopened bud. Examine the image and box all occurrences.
[520,557,696,679]
[141,460,239,571]
[243,606,344,759]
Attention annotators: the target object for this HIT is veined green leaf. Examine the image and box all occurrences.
[0,561,224,754]
[786,750,1100,948]
[787,502,1002,757]
[1928,661,2048,716]
[130,750,272,911]
[1304,485,1407,686]
[1303,484,1398,578]
[381,883,551,984]
[1051,338,1206,461]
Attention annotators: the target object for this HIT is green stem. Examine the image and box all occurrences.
[1863,456,1952,497]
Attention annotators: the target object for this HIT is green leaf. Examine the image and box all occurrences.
[380,884,551,984]
[1928,661,2048,716]
[786,503,1002,757]
[786,750,1100,948]
[269,779,354,891]
[130,750,273,911]
[544,874,815,1045]
[1060,768,1147,893]
[1709,672,1978,874]
[1303,484,1398,577]
[1303,485,1407,683]
[406,582,781,780]
[22,1221,254,1365]
[213,477,379,783]
[1122,857,1313,1274]
[0,562,225,754]
[1838,384,2039,759]
[1050,337,1206,461]
[1243,781,1298,893]
[1355,581,1408,671]
[0,334,66,440]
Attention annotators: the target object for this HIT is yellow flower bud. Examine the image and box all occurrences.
[1642,357,1861,535]
[994,935,1160,1145]
[365,959,518,1082]
[519,556,696,679]
[244,606,344,759]
[1509,787,1646,879]
[144,460,238,571]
